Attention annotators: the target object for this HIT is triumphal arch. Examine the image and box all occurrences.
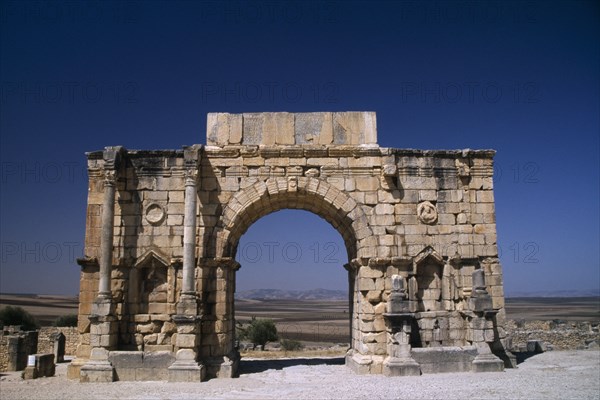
[68,112,515,382]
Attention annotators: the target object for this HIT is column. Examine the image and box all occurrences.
[169,145,204,382]
[177,146,200,315]
[98,170,116,299]
[81,146,123,383]
[93,145,122,310]
[181,169,197,297]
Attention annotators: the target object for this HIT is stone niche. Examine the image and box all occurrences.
[126,251,178,352]
[69,111,514,382]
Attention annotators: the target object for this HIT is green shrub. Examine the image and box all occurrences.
[54,314,78,327]
[238,317,278,350]
[281,338,304,351]
[0,306,39,330]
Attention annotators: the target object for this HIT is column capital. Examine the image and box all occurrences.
[102,145,125,169]
[103,169,117,186]
[183,144,201,186]
[183,144,202,162]
[184,169,198,186]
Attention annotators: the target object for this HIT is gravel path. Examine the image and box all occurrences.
[1,351,598,400]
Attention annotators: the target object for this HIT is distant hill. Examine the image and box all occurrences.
[506,289,600,298]
[236,288,600,300]
[236,288,347,300]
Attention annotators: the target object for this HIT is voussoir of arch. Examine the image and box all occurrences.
[214,177,374,261]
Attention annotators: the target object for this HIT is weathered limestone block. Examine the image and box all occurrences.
[332,112,377,145]
[265,112,295,145]
[207,111,377,146]
[23,354,56,379]
[295,112,334,144]
[358,278,376,291]
[242,113,264,144]
[207,113,242,146]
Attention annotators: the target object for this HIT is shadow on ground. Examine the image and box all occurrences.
[513,351,541,364]
[238,357,345,375]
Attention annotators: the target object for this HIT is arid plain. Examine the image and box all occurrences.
[1,293,598,343]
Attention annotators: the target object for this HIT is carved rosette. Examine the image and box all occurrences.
[417,201,438,225]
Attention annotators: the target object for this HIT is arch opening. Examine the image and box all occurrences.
[234,209,351,360]
[198,178,371,377]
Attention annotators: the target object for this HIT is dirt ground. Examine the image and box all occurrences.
[2,295,599,399]
[1,351,599,400]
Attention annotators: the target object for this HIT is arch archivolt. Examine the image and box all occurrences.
[214,176,373,261]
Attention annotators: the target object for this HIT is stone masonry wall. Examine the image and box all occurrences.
[0,327,79,372]
[0,329,38,372]
[507,320,600,351]
[0,334,8,371]
[37,327,78,356]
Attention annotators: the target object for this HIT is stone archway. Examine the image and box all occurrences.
[71,112,515,382]
[204,177,371,376]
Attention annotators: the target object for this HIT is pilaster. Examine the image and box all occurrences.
[469,269,504,372]
[168,315,205,382]
[383,275,421,376]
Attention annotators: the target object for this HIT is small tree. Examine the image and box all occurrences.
[0,306,39,330]
[54,314,78,327]
[281,338,303,351]
[238,317,278,350]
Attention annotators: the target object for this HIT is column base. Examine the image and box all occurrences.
[168,348,206,382]
[472,353,504,373]
[383,357,421,376]
[345,351,373,375]
[204,352,240,378]
[80,348,115,382]
[176,294,199,316]
[91,296,114,316]
[80,360,115,382]
[473,342,504,372]
[168,361,205,382]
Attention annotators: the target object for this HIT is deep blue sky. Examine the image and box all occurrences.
[0,1,598,296]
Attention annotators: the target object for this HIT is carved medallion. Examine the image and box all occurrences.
[145,203,165,225]
[288,176,298,192]
[417,201,438,225]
